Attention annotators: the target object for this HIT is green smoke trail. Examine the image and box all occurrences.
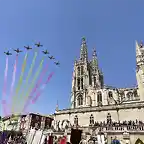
[25,51,38,83]
[15,51,38,114]
[19,57,45,113]
[11,53,28,113]
[22,51,38,95]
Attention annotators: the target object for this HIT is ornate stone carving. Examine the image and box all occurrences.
[51,119,71,132]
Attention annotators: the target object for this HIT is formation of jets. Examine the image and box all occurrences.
[13,48,22,53]
[54,61,60,65]
[24,45,32,50]
[42,50,49,54]
[4,51,12,55]
[3,42,60,65]
[48,56,55,59]
[35,42,43,47]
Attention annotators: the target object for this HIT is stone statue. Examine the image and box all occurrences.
[79,139,88,144]
[79,133,87,144]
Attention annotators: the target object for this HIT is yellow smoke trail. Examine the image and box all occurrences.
[19,56,45,113]
[14,51,38,114]
[21,50,38,96]
[11,53,28,113]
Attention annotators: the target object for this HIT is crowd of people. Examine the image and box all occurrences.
[44,135,71,144]
[0,130,26,144]
[90,119,144,127]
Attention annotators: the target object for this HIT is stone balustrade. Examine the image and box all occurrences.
[86,125,144,133]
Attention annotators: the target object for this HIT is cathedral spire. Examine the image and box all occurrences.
[80,37,88,61]
[92,48,98,68]
[55,100,59,112]
[136,40,143,59]
[136,41,144,62]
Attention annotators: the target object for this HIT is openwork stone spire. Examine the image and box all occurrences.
[92,48,98,68]
[80,37,88,61]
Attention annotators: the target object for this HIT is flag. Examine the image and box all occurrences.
[59,136,67,144]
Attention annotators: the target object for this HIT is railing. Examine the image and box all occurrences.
[91,125,144,132]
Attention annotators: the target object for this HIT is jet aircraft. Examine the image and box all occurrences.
[35,42,43,47]
[24,46,32,50]
[4,51,12,55]
[42,50,49,54]
[54,61,60,65]
[14,48,22,53]
[48,56,55,59]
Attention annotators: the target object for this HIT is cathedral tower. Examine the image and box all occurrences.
[71,37,104,108]
[71,37,90,108]
[90,48,104,89]
[136,41,144,101]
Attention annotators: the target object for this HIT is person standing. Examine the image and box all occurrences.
[59,136,67,144]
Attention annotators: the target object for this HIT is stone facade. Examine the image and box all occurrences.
[0,113,53,135]
[50,38,144,144]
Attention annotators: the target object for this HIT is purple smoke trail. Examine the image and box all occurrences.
[2,56,9,116]
[9,55,18,114]
[22,63,49,114]
[31,72,54,103]
[31,63,49,96]
[3,57,8,95]
[22,72,54,113]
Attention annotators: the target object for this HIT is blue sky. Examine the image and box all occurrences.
[0,0,144,116]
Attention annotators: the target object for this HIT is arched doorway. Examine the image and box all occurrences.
[70,129,82,144]
[135,138,144,144]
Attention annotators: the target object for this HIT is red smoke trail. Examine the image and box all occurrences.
[22,72,54,113]
[2,56,9,116]
[9,54,18,114]
[31,72,54,103]
[31,63,49,96]
[22,63,49,113]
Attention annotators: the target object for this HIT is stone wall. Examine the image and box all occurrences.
[54,102,144,126]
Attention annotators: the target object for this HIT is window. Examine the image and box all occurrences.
[126,92,133,100]
[108,91,113,98]
[74,115,78,126]
[107,113,112,124]
[77,67,80,76]
[78,95,83,106]
[81,66,84,75]
[94,77,96,86]
[90,114,94,126]
[77,78,80,90]
[81,78,83,89]
[87,96,92,106]
[97,92,102,103]
[133,90,138,97]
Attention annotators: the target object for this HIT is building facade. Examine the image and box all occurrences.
[1,38,144,144]
[50,38,144,144]
[0,113,53,134]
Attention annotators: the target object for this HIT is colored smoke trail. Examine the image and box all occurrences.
[3,57,8,95]
[25,51,37,85]
[9,55,18,113]
[19,51,37,109]
[2,56,9,116]
[20,58,45,113]
[11,53,28,113]
[31,63,49,96]
[22,63,49,113]
[23,71,54,113]
[31,72,54,103]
